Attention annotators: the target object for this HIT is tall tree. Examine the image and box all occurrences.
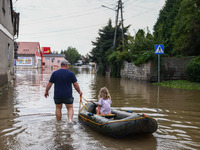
[130,29,154,55]
[90,19,130,76]
[153,0,182,55]
[90,19,123,75]
[124,29,155,66]
[171,0,200,56]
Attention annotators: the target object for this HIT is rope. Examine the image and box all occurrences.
[78,96,82,115]
[82,97,89,102]
[82,97,96,104]
[79,96,90,115]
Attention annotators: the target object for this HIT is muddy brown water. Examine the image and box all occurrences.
[0,66,199,150]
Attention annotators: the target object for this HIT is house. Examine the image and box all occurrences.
[16,42,42,69]
[0,0,19,88]
[43,54,66,68]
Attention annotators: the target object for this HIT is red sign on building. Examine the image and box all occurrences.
[42,47,51,54]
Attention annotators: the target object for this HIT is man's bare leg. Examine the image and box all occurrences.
[55,104,62,121]
[65,104,74,122]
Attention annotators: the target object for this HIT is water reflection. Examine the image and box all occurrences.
[0,67,199,150]
[0,84,17,150]
[53,122,74,150]
[70,66,95,75]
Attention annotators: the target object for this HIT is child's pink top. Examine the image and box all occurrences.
[98,98,112,114]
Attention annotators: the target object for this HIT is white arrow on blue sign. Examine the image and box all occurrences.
[155,45,164,54]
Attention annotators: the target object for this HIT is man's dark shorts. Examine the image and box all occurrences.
[54,97,74,104]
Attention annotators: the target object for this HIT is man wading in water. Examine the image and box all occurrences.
[44,60,82,122]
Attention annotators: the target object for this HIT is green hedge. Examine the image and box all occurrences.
[185,56,200,82]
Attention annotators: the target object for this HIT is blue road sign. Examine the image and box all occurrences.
[155,45,164,54]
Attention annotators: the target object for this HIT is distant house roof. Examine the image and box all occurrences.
[43,54,65,57]
[17,42,40,55]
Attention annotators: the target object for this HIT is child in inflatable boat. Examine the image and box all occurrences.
[96,87,112,115]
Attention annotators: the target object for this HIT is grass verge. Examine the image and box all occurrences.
[152,80,200,90]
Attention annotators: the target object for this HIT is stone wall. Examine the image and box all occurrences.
[120,61,152,81]
[120,57,193,82]
[160,57,193,80]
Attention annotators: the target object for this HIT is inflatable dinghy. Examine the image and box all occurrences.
[78,102,158,138]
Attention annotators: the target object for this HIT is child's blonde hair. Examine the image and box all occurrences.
[98,87,111,100]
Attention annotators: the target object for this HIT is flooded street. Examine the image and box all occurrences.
[0,66,200,150]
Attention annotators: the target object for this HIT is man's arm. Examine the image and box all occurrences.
[73,82,82,96]
[44,82,53,98]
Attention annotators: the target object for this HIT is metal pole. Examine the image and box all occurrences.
[113,1,120,49]
[158,54,160,83]
[119,0,124,50]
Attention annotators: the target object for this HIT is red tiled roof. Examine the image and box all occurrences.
[17,42,40,55]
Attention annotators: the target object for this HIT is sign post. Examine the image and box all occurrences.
[155,45,164,83]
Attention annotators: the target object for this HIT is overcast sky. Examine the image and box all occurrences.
[14,0,165,56]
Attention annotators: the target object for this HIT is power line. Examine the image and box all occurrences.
[130,9,157,19]
[18,24,107,40]
[123,0,131,3]
[98,0,115,6]
[19,23,105,36]
[21,7,103,25]
[101,0,125,50]
[124,0,139,7]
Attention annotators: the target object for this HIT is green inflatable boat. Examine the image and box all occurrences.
[78,102,158,138]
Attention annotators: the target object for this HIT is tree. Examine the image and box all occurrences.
[90,19,117,75]
[130,29,154,55]
[153,0,182,55]
[51,51,58,54]
[90,19,130,76]
[171,0,200,56]
[122,29,155,66]
[84,53,90,64]
[61,46,81,64]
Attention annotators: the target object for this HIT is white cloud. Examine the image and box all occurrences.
[14,0,165,56]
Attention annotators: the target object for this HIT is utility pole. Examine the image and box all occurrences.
[102,0,125,50]
[113,0,124,50]
[120,0,124,49]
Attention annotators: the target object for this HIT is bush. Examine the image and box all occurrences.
[133,51,155,66]
[185,57,200,82]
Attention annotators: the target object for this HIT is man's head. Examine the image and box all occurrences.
[61,60,70,67]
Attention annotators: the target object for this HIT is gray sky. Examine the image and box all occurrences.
[14,0,165,56]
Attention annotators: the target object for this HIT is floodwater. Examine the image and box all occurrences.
[0,66,200,150]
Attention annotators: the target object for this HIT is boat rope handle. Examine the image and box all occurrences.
[79,100,89,113]
[78,96,82,115]
[82,97,96,104]
[79,96,88,115]
[82,97,89,102]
